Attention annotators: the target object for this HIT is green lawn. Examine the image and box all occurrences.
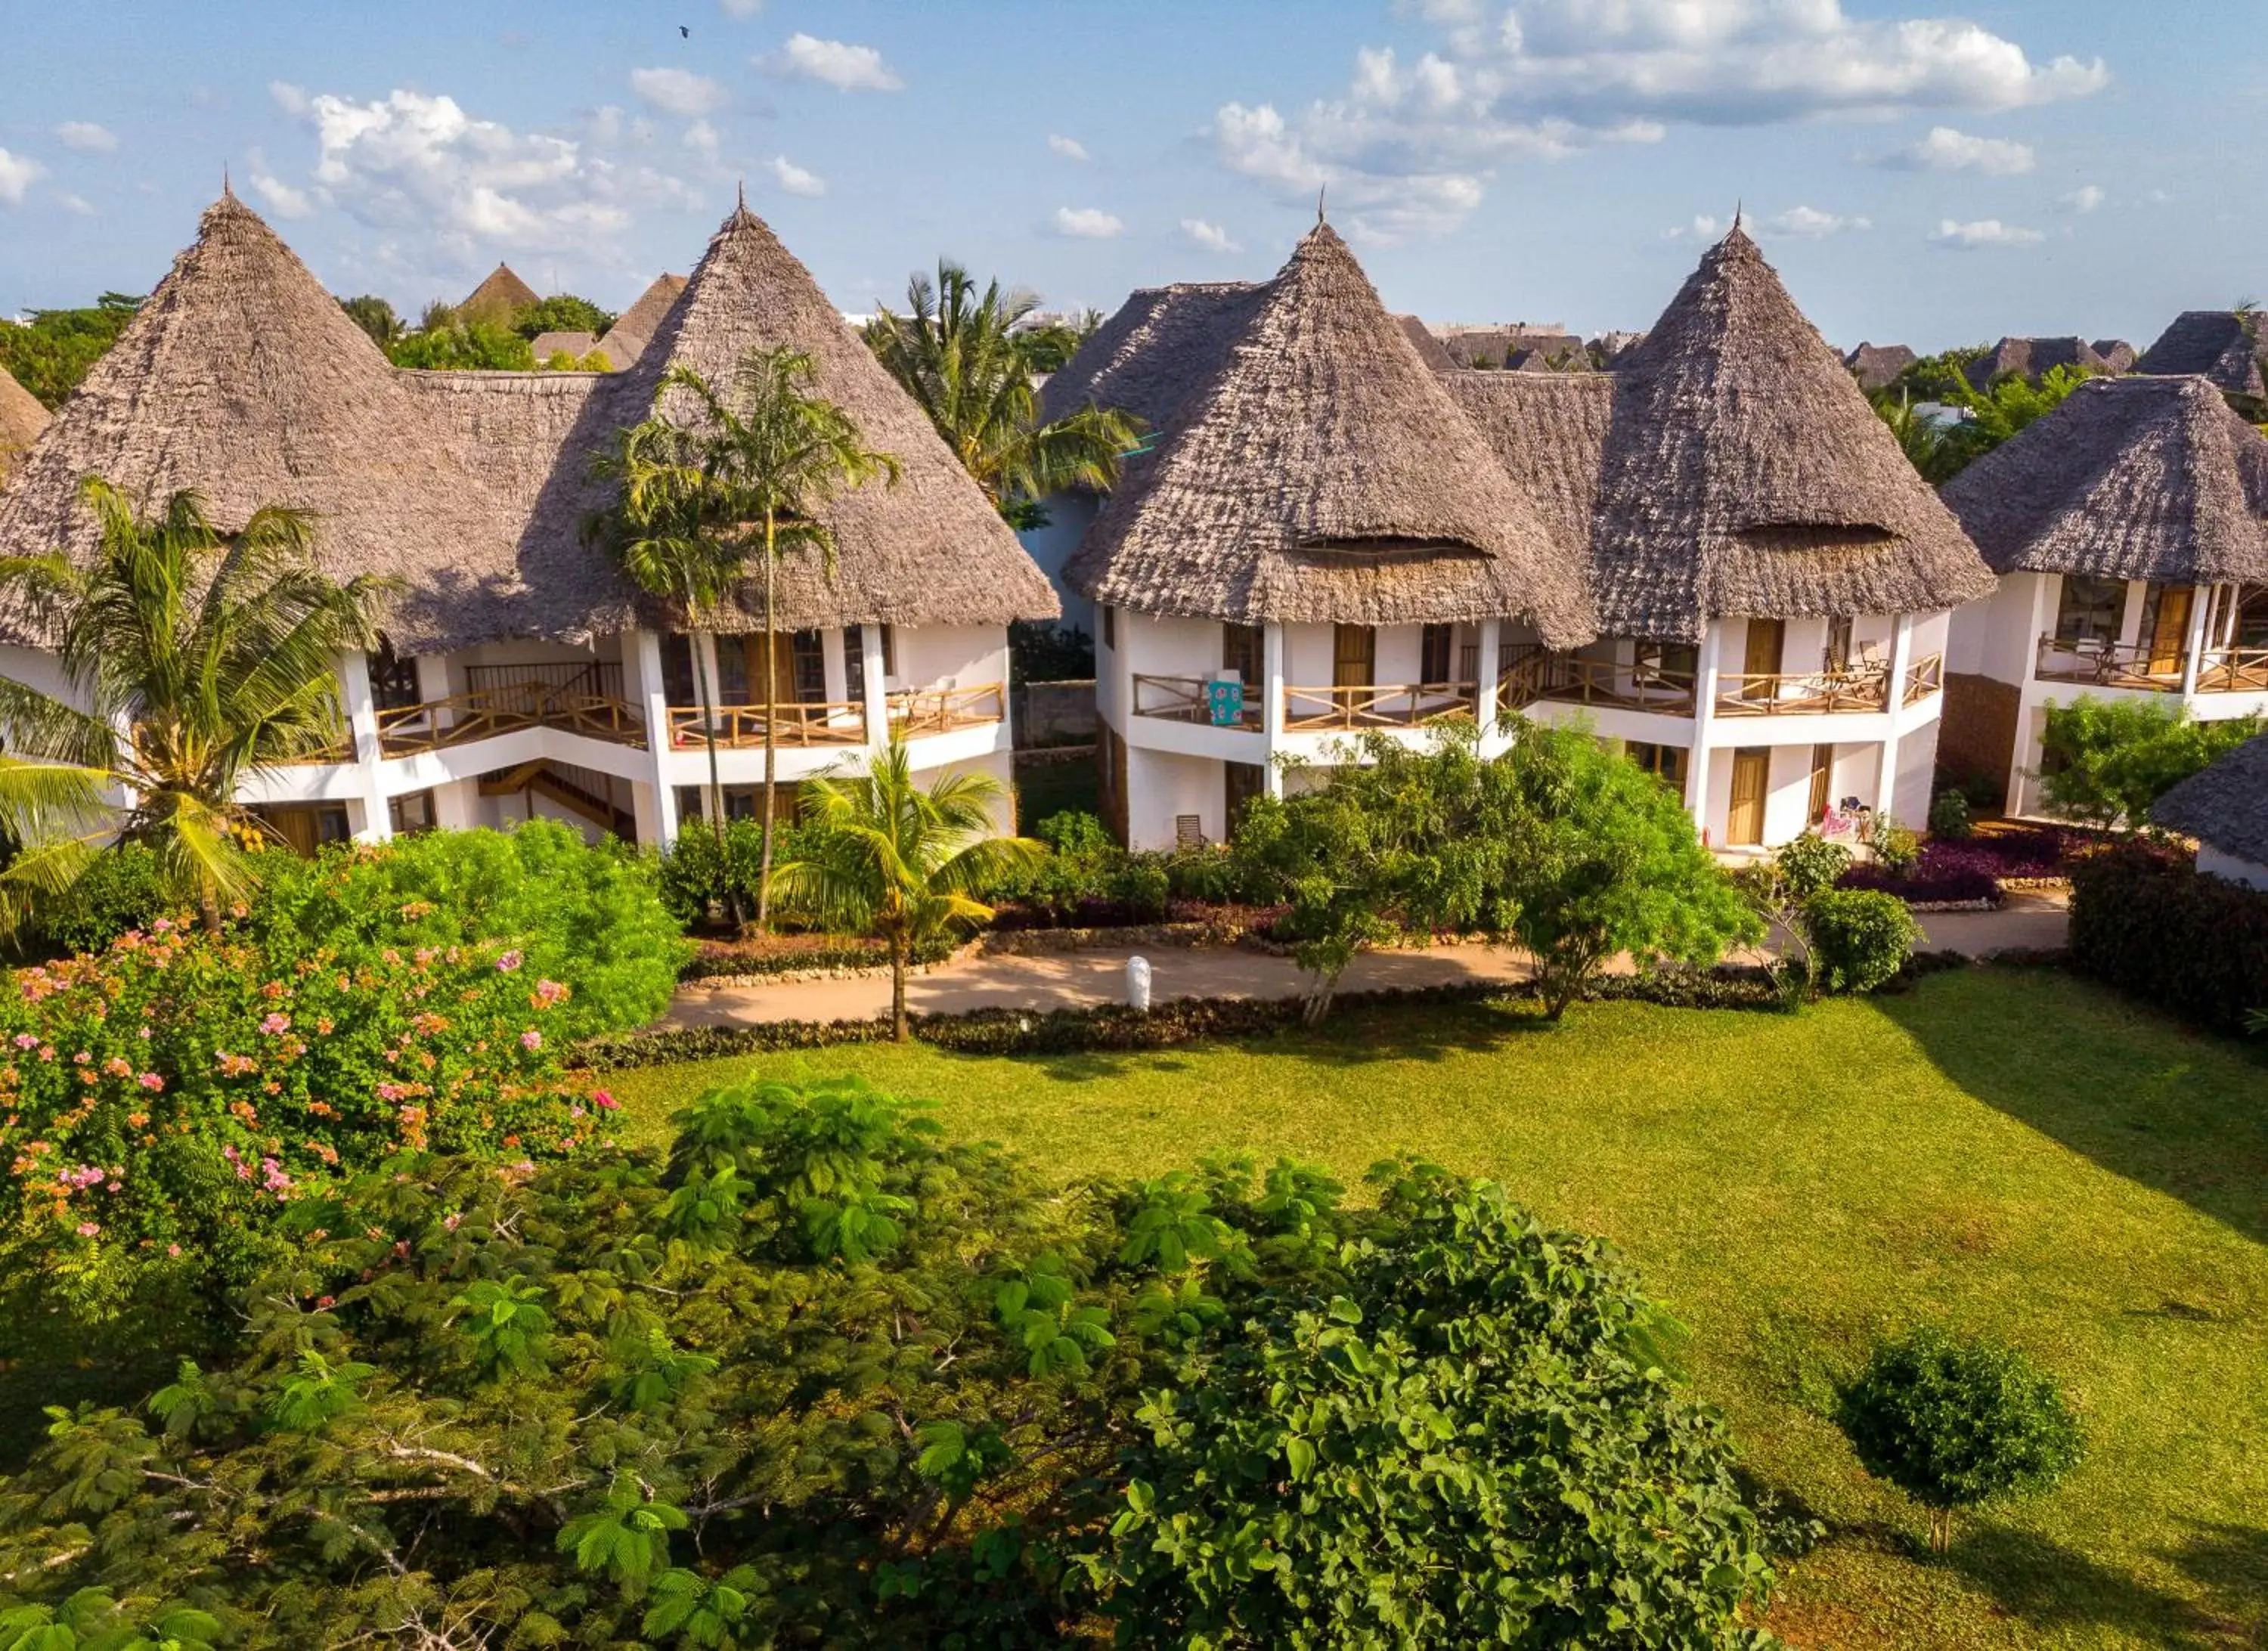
[605,968,2268,1650]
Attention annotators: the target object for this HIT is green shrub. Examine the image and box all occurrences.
[255,822,689,1039]
[1929,788,1974,840]
[1839,1327,2084,1550]
[656,818,816,928]
[1805,888,1918,993]
[1774,832,1854,901]
[2068,840,2268,1036]
[1866,813,1923,875]
[2040,696,2262,829]
[13,842,169,958]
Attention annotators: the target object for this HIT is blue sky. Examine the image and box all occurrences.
[1,1,2261,352]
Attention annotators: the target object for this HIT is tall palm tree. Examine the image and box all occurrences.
[866,261,1139,527]
[592,346,898,931]
[772,740,1043,1041]
[0,477,388,934]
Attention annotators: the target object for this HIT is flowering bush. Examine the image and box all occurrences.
[1841,827,2084,904]
[0,918,602,1315]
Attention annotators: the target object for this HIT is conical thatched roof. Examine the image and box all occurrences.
[1587,226,1993,640]
[1941,375,2268,584]
[522,203,1057,633]
[1844,342,1916,391]
[1062,224,1590,642]
[592,273,687,370]
[0,365,46,484]
[2152,733,2268,866]
[1962,336,2112,392]
[459,262,539,327]
[1396,314,1456,372]
[1040,280,1263,434]
[0,193,513,650]
[2136,311,2266,400]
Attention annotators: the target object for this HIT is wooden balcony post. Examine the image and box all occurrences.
[338,649,393,842]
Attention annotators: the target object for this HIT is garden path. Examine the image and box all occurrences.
[665,892,2068,1029]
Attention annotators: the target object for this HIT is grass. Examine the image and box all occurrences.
[605,967,2268,1650]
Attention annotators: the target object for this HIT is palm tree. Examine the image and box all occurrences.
[591,346,898,931]
[0,477,388,934]
[866,261,1139,527]
[772,741,1043,1041]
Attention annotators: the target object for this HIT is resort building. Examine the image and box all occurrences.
[2152,733,2268,889]
[0,193,1058,850]
[1940,376,2268,816]
[1050,221,1992,852]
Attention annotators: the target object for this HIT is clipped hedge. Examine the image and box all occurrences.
[2068,843,2268,1037]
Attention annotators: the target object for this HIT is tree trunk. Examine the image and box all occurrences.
[197,885,222,936]
[691,634,739,928]
[1300,971,1340,1027]
[757,518,779,937]
[891,928,909,1042]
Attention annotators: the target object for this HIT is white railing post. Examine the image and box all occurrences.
[1685,624,1722,838]
[632,628,679,846]
[1262,621,1287,798]
[339,649,393,842]
[1476,618,1502,747]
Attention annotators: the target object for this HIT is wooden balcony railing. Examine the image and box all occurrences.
[1129,674,1263,729]
[1713,667,1891,717]
[380,684,646,755]
[2034,634,2183,691]
[2198,646,2268,693]
[461,660,626,700]
[1499,647,1697,717]
[1282,682,1476,731]
[889,681,1008,738]
[1902,652,1945,706]
[667,700,869,749]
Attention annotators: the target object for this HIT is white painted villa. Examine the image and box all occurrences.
[0,194,1059,852]
[1044,221,1994,851]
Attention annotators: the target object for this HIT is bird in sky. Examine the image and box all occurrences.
[679,24,689,37]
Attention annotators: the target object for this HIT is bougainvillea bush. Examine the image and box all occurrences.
[0,918,603,1323]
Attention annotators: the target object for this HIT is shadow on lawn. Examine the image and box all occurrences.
[1876,968,2268,1247]
[1943,1521,2265,1648]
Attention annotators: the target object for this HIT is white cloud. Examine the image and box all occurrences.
[768,154,825,197]
[286,87,674,253]
[55,122,118,156]
[759,34,904,92]
[1929,217,2043,249]
[1879,125,2034,175]
[1764,203,1869,237]
[268,80,309,116]
[630,67,727,118]
[0,149,45,207]
[2060,183,2105,214]
[1182,217,1241,252]
[249,170,312,218]
[1212,1,2104,238]
[1054,206,1125,239]
[719,0,763,15]
[683,120,721,161]
[55,192,95,217]
[1047,133,1089,162]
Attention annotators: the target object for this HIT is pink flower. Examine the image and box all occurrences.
[166,1243,181,1257]
[75,1222,100,1237]
[534,978,569,1006]
[259,1013,292,1036]
[72,1050,91,1065]
[592,1089,620,1113]
[519,1030,542,1052]
[11,1034,33,1050]
[137,1072,164,1092]
[496,949,525,973]
[153,917,174,933]
[443,1212,462,1231]
[316,1295,336,1310]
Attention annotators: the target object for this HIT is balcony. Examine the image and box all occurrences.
[1713,664,1892,717]
[1282,682,1476,731]
[1500,646,1696,717]
[1903,652,1945,706]
[2034,635,2183,692]
[889,681,1008,738]
[2200,646,2268,693]
[1129,673,1264,729]
[664,681,1008,749]
[380,661,645,756]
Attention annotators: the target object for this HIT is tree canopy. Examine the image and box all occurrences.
[1871,364,2093,483]
[0,293,143,408]
[513,293,617,341]
[336,295,404,349]
[2039,696,2263,829]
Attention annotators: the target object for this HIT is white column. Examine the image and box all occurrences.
[1476,618,1502,746]
[1876,612,1913,818]
[338,649,393,842]
[2178,584,2211,699]
[860,624,890,751]
[632,627,680,846]
[2009,574,2057,816]
[1262,621,1287,798]
[1684,622,1723,838]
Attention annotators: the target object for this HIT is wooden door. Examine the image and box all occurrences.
[1224,761,1263,835]
[1420,623,1455,684]
[1333,624,1376,689]
[1728,748,1771,845]
[1808,743,1833,824]
[1221,623,1263,685]
[2147,584,2192,677]
[1742,619,1785,701]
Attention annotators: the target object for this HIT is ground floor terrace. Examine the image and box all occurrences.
[1942,572,2268,816]
[1095,606,1948,851]
[0,620,1018,852]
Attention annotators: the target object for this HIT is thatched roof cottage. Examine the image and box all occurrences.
[457,262,541,327]
[2152,733,2268,888]
[1938,375,2268,812]
[0,192,1057,849]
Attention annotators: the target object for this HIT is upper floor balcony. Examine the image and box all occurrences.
[1502,644,1944,721]
[664,681,1005,749]
[2034,633,2268,695]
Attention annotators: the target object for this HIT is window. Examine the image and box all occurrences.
[389,790,437,835]
[879,623,897,677]
[2236,585,2268,648]
[1420,623,1455,684]
[1634,640,1699,682]
[2054,575,2125,646]
[369,640,423,712]
[1100,606,1115,650]
[790,630,826,703]
[1824,616,1854,674]
[662,634,698,705]
[1221,622,1263,686]
[844,626,866,702]
[1624,741,1689,788]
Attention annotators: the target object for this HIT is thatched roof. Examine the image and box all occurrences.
[531,330,597,361]
[2136,311,2266,399]
[1443,373,1613,564]
[0,365,45,485]
[1396,314,1456,372]
[1585,227,1993,640]
[2093,339,2138,373]
[1845,342,1916,391]
[2152,734,2268,866]
[592,273,687,370]
[1040,280,1263,434]
[0,194,1056,652]
[459,263,539,327]
[1941,374,2268,585]
[1963,336,2112,391]
[1061,224,1591,642]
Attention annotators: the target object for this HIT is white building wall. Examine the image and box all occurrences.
[891,624,1008,695]
[1126,747,1223,847]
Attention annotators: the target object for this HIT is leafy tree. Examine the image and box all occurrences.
[773,740,1042,1039]
[1839,1327,2084,1551]
[0,1080,1784,1648]
[1496,721,1760,1020]
[336,293,403,348]
[1804,887,1918,995]
[866,261,1139,528]
[513,293,617,340]
[1007,306,1103,375]
[1871,365,2093,483]
[0,293,142,408]
[593,347,897,932]
[0,478,388,934]
[385,319,536,370]
[2041,696,2263,829]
